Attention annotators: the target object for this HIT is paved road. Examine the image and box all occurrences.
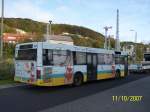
[0,74,149,112]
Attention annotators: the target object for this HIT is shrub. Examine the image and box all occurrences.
[0,58,14,80]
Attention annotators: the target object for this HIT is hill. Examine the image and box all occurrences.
[3,18,106,48]
[1,18,149,61]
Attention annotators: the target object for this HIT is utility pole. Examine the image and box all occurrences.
[49,20,52,35]
[115,9,120,51]
[130,29,137,63]
[104,26,112,49]
[0,0,4,59]
[46,20,52,40]
[46,23,49,39]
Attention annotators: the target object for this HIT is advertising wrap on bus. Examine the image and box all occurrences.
[15,61,37,83]
[15,48,37,84]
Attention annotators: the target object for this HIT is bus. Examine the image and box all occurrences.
[142,52,150,72]
[14,41,128,86]
[129,52,150,73]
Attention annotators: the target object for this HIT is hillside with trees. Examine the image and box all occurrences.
[3,18,106,48]
[1,18,149,61]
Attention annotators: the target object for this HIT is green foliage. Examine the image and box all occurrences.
[3,18,105,48]
[0,23,16,33]
[4,43,15,58]
[0,58,14,80]
[4,18,46,33]
[135,43,144,61]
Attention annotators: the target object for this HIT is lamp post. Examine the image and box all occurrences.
[130,29,137,43]
[49,20,52,35]
[130,29,137,63]
[46,20,52,40]
[0,0,4,59]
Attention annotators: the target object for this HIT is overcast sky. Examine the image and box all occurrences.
[1,0,150,43]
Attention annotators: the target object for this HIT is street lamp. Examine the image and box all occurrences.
[130,29,137,43]
[49,20,52,35]
[0,0,4,59]
[46,20,52,40]
[130,29,137,63]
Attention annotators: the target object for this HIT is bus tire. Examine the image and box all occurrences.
[73,72,83,86]
[116,69,121,78]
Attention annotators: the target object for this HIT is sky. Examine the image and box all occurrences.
[1,0,150,43]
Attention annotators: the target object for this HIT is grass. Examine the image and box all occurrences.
[0,58,15,85]
[0,79,15,85]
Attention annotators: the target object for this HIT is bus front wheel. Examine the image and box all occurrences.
[73,73,83,86]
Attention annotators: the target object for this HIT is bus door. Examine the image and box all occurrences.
[87,53,97,81]
[124,56,128,76]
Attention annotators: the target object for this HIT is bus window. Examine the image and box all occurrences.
[75,52,86,65]
[120,57,125,64]
[104,54,113,64]
[16,49,37,60]
[53,50,66,65]
[144,54,150,61]
[98,54,105,64]
[115,55,125,64]
[115,55,120,64]
[43,49,53,65]
[53,50,72,66]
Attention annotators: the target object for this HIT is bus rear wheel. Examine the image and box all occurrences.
[73,73,83,86]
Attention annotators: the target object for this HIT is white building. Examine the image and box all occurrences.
[44,35,74,45]
[122,45,135,56]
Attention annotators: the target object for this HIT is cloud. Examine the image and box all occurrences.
[5,0,54,22]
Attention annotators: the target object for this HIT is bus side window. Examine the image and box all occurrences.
[115,54,119,64]
[73,51,76,64]
[75,52,86,65]
[53,50,67,66]
[98,54,105,64]
[43,49,53,65]
[121,56,125,64]
[115,55,125,64]
[105,54,113,64]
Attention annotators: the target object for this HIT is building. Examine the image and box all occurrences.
[44,35,74,45]
[3,33,26,43]
[122,44,134,56]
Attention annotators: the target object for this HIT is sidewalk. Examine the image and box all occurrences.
[0,83,26,89]
[40,76,150,112]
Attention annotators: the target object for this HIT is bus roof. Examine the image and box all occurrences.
[16,41,128,55]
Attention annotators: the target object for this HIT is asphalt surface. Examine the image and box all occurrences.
[0,73,149,112]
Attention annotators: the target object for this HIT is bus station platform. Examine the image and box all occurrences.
[40,76,150,112]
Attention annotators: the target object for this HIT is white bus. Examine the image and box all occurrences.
[14,42,128,86]
[129,52,150,73]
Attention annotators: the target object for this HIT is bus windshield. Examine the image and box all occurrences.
[144,54,150,61]
[16,49,37,61]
